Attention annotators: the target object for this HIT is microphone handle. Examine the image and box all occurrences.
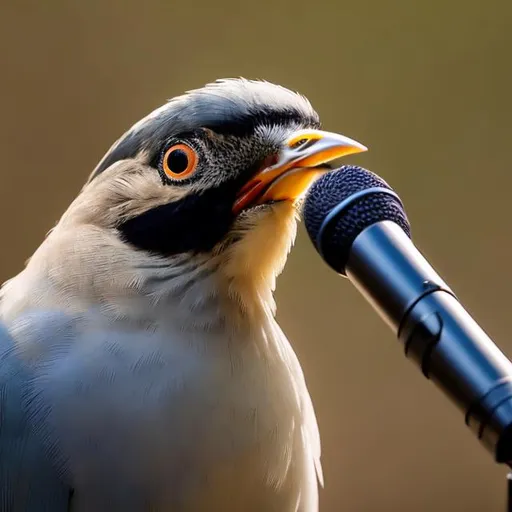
[345,220,512,464]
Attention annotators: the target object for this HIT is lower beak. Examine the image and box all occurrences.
[233,129,367,214]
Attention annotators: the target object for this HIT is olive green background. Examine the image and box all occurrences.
[1,1,511,510]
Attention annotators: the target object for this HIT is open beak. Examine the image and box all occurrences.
[233,129,367,214]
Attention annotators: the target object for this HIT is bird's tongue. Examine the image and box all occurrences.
[233,181,267,211]
[233,166,329,213]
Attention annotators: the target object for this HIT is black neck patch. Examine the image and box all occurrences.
[118,181,238,257]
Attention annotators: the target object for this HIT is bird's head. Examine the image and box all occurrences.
[56,79,366,312]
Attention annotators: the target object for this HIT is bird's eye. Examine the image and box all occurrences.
[163,143,198,180]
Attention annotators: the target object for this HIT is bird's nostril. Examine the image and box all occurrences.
[290,138,318,151]
[289,138,309,150]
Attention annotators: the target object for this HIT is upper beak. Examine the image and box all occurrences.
[233,129,367,214]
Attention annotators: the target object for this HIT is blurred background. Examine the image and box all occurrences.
[1,0,511,510]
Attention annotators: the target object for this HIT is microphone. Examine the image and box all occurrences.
[303,165,512,465]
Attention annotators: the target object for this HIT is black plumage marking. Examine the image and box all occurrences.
[118,181,238,256]
[118,131,273,258]
[201,107,319,138]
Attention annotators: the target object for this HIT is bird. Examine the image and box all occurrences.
[0,78,366,511]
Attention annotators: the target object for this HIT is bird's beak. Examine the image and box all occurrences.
[233,129,367,214]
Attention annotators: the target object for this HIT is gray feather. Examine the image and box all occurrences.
[89,78,320,181]
[4,306,316,512]
[0,322,71,511]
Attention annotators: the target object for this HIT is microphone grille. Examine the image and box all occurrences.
[304,166,411,274]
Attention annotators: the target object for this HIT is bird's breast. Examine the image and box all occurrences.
[8,309,316,511]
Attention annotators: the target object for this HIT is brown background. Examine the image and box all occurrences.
[1,1,511,510]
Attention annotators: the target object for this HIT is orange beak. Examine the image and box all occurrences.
[233,129,367,214]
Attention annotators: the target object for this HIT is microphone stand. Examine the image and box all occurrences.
[507,473,512,512]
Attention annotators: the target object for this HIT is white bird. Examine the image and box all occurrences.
[0,78,366,511]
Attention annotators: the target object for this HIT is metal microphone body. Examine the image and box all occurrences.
[347,220,512,462]
[304,165,512,465]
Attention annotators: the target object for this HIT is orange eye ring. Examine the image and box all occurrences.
[162,143,198,180]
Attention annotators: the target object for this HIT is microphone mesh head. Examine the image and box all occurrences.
[304,165,411,274]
